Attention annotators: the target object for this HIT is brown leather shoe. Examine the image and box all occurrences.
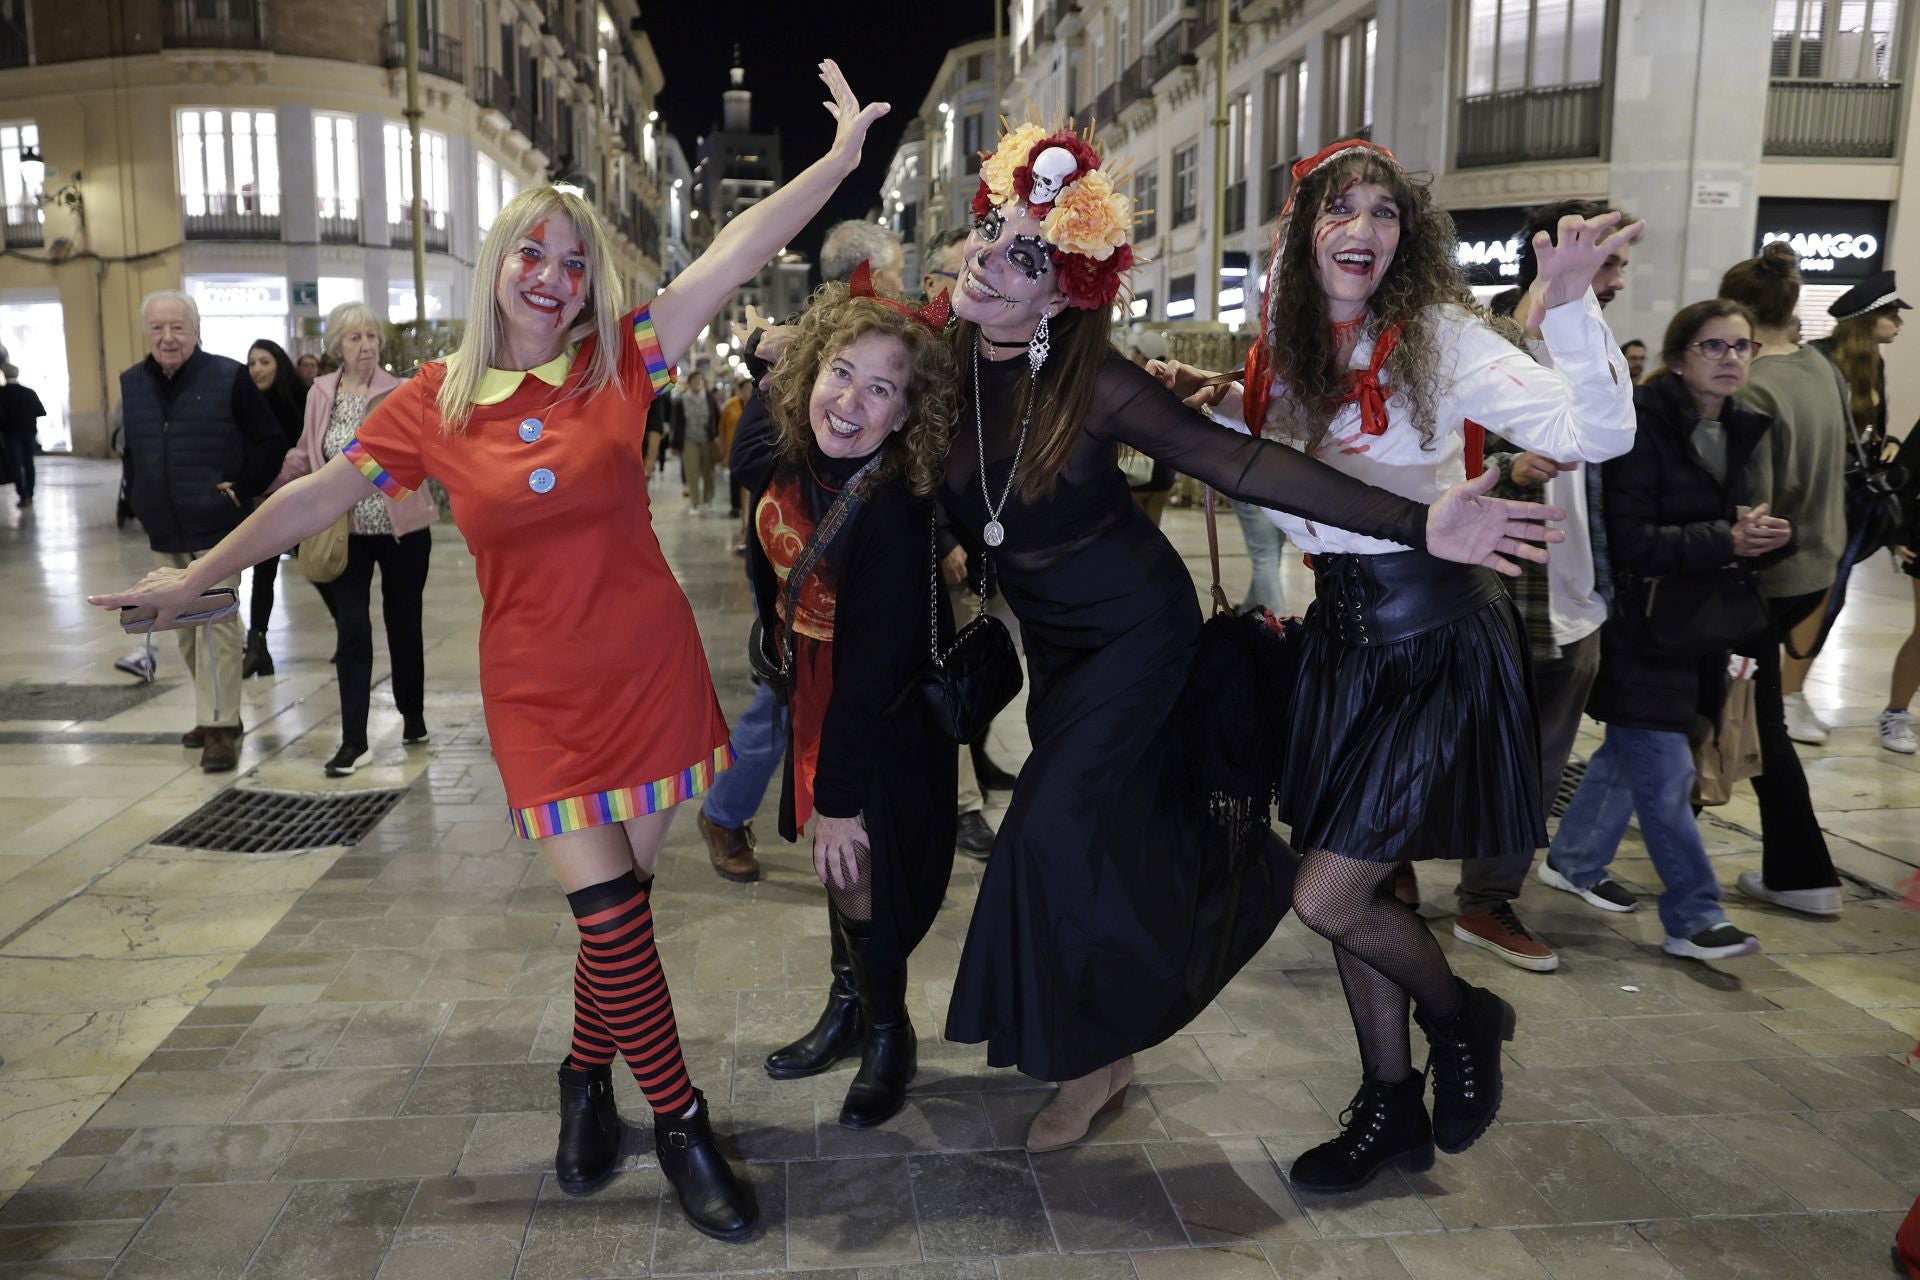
[697,809,759,883]
[200,726,239,773]
[182,719,242,750]
[1452,904,1558,973]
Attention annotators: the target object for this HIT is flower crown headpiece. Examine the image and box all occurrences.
[970,119,1139,311]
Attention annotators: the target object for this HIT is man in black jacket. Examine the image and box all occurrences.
[120,290,284,771]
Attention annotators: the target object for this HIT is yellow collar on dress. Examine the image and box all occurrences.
[472,347,575,405]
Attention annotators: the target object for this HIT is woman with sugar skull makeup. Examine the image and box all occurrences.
[936,122,1574,1154]
[1156,139,1642,1191]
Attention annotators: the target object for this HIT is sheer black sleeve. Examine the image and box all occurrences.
[1085,356,1429,550]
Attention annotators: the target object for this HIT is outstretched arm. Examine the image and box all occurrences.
[650,61,888,364]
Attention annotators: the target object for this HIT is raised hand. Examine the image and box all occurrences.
[819,59,889,170]
[1529,210,1646,317]
[1425,467,1566,576]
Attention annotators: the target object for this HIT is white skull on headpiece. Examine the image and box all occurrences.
[1027,146,1079,205]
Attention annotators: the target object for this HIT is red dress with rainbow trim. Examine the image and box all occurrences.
[342,306,733,837]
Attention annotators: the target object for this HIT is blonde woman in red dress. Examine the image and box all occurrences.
[90,61,889,1244]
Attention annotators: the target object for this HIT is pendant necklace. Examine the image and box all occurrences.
[972,338,1034,549]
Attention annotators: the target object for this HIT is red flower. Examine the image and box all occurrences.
[1054,242,1134,310]
[1011,131,1102,208]
[970,181,993,219]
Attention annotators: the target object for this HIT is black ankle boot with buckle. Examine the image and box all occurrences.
[655,1089,757,1241]
[1416,977,1517,1153]
[1289,1074,1433,1193]
[554,1063,621,1196]
[764,905,866,1080]
[835,914,916,1130]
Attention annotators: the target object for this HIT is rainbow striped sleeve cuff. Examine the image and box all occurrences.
[341,437,413,500]
[509,743,735,839]
[632,306,672,392]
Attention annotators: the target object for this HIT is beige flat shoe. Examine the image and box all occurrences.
[1026,1055,1134,1153]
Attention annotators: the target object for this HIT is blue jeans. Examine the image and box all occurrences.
[703,681,787,828]
[1546,725,1727,939]
[1233,500,1287,616]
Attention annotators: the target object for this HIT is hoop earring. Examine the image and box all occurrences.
[1027,313,1052,375]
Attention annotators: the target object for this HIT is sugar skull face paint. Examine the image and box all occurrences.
[497,214,592,336]
[953,200,1066,331]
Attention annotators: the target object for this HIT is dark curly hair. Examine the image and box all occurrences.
[765,282,958,497]
[1260,150,1471,454]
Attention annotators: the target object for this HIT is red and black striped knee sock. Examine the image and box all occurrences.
[562,870,696,1114]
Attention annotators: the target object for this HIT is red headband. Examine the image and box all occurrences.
[850,260,951,331]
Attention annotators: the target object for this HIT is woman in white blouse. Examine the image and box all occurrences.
[1159,139,1641,1195]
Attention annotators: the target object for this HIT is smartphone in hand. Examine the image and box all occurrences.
[120,588,240,633]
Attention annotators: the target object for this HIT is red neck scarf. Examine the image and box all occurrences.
[1332,322,1403,436]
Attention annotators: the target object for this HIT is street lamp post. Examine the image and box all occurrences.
[1208,0,1230,326]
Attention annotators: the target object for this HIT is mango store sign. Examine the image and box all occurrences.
[1457,236,1523,279]
[1759,230,1881,275]
[186,276,289,316]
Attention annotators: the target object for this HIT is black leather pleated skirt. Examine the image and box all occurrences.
[1279,552,1544,863]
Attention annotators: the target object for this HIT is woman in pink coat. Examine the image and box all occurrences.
[275,301,438,775]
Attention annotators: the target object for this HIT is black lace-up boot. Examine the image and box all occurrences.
[1416,978,1517,1153]
[1288,1074,1433,1193]
[554,1063,621,1195]
[655,1089,757,1241]
[764,905,866,1079]
[836,914,916,1130]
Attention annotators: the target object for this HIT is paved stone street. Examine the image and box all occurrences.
[1,458,1917,1279]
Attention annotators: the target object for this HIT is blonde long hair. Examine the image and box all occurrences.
[437,186,627,430]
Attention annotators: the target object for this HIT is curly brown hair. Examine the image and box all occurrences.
[1260,151,1472,454]
[765,282,958,497]
[1824,308,1892,427]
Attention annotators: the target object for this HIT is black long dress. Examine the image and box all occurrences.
[940,351,1433,1082]
[737,437,959,977]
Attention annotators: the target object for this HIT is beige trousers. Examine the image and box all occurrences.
[156,550,244,728]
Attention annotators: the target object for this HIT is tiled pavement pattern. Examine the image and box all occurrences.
[1,459,1918,1279]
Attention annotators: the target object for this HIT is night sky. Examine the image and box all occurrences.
[641,1,997,264]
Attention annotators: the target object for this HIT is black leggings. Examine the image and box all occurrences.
[333,529,431,748]
[1751,591,1841,891]
[247,553,280,632]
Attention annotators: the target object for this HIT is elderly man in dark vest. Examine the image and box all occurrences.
[119,290,284,772]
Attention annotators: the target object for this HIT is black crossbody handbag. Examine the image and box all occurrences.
[747,454,883,698]
[893,508,1023,744]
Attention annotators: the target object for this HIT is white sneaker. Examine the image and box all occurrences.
[1782,692,1829,745]
[113,649,156,682]
[1880,708,1917,755]
[1736,870,1843,917]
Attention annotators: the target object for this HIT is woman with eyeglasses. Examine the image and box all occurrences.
[1541,299,1791,962]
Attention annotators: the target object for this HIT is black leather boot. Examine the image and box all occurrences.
[554,1063,621,1196]
[837,914,916,1130]
[1416,978,1517,1153]
[764,905,865,1079]
[1288,1074,1433,1193]
[655,1089,757,1241]
[241,629,274,678]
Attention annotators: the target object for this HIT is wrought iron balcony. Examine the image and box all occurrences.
[181,192,280,240]
[1116,60,1148,113]
[1149,20,1196,84]
[381,23,464,84]
[1455,82,1605,170]
[164,2,267,50]
[318,201,358,244]
[474,67,538,145]
[1765,79,1901,157]
[1094,84,1118,124]
[3,202,41,248]
[388,214,450,253]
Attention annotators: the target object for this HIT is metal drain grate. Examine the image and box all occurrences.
[1550,758,1588,820]
[152,787,407,853]
[0,681,175,722]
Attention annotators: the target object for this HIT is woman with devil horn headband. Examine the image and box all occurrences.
[1157,139,1642,1191]
[936,123,1582,1154]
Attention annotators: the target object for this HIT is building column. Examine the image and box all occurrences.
[1605,0,1771,353]
[279,104,321,347]
[1374,0,1450,175]
[1885,50,1920,427]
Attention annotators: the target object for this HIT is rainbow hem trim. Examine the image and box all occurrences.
[509,743,735,839]
[632,306,671,392]
[342,437,411,499]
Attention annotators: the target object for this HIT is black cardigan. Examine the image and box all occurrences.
[1587,374,1776,734]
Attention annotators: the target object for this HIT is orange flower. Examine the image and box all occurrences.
[1040,170,1132,260]
[979,124,1051,207]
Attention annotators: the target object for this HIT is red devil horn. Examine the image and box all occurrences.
[915,290,953,331]
[849,259,876,298]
